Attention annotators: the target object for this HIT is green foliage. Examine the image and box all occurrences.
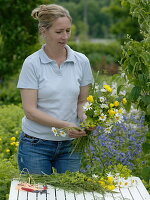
[0,74,21,105]
[0,104,24,158]
[0,0,53,79]
[120,0,150,184]
[0,157,19,200]
[103,0,143,42]
[120,0,150,126]
[69,41,121,72]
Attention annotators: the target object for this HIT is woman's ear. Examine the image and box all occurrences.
[40,27,46,37]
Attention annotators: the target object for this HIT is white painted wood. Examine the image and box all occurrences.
[104,192,115,200]
[9,180,19,200]
[112,188,124,200]
[37,192,47,200]
[75,192,85,200]
[93,191,104,200]
[119,188,134,200]
[84,191,95,200]
[65,191,76,200]
[135,177,150,200]
[17,190,28,200]
[55,188,66,200]
[46,185,56,200]
[27,191,37,200]
[9,177,150,200]
[128,186,145,200]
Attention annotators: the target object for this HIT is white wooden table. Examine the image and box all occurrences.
[9,178,150,200]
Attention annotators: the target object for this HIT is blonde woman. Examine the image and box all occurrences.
[17,4,93,174]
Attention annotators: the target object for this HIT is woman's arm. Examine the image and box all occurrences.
[20,89,74,129]
[20,89,86,137]
[77,85,90,121]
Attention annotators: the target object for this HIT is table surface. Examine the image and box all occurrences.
[9,177,150,200]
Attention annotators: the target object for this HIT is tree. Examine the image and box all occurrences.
[103,0,143,42]
[120,0,150,181]
[0,0,51,79]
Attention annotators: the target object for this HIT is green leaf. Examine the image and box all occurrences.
[141,96,150,105]
[117,85,124,95]
[129,86,141,102]
[147,105,150,115]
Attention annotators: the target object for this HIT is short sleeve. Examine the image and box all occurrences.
[17,59,38,89]
[80,58,93,86]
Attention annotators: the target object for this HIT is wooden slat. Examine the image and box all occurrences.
[9,180,19,200]
[17,190,28,200]
[104,192,115,200]
[55,188,66,200]
[93,191,105,200]
[46,186,56,200]
[65,191,76,200]
[75,192,85,200]
[119,188,134,200]
[128,186,145,200]
[84,191,95,200]
[37,192,47,200]
[135,177,150,200]
[111,188,124,200]
[27,192,37,200]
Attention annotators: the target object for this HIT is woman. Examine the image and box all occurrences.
[17,4,93,174]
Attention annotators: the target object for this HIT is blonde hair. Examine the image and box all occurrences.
[31,4,72,31]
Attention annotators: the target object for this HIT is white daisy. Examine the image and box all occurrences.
[104,126,112,133]
[100,103,109,109]
[59,130,67,137]
[99,113,107,121]
[99,97,106,102]
[83,102,92,111]
[52,127,59,136]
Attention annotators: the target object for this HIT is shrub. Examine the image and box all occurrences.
[0,104,24,159]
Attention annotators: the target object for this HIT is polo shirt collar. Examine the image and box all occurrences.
[39,44,76,64]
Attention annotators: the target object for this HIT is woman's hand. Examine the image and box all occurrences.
[66,123,86,138]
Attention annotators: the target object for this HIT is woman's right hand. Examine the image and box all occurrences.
[66,122,86,138]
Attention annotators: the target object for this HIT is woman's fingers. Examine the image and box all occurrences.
[68,129,86,138]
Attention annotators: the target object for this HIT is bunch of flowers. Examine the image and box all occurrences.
[52,82,128,152]
[81,83,127,133]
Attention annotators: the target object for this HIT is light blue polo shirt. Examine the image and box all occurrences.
[17,45,93,141]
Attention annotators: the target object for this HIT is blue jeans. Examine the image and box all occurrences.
[18,132,81,175]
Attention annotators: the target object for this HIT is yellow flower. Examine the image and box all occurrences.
[114,101,119,107]
[106,185,115,190]
[6,149,10,153]
[118,109,123,113]
[98,180,106,187]
[108,109,116,116]
[109,103,114,108]
[124,182,128,185]
[10,142,16,146]
[87,95,94,102]
[15,142,19,147]
[122,98,127,104]
[107,176,114,184]
[103,85,112,92]
[15,131,19,135]
[0,138,2,141]
[10,137,16,142]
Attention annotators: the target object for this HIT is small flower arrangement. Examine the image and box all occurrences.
[81,83,127,134]
[52,82,128,152]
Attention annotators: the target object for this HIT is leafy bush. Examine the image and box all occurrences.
[69,41,121,73]
[0,104,24,158]
[81,108,148,175]
[0,157,19,200]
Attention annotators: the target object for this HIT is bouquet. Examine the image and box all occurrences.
[52,82,128,152]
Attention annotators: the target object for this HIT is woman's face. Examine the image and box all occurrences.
[43,17,71,48]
